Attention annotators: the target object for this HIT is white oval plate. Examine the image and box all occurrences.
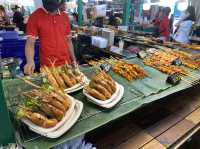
[64,75,89,93]
[86,84,124,109]
[99,84,124,109]
[83,82,120,105]
[30,99,83,138]
[22,95,75,133]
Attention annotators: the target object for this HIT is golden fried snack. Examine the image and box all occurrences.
[101,71,115,83]
[41,66,60,90]
[90,82,112,99]
[44,103,64,121]
[49,98,66,112]
[60,73,74,87]
[50,68,66,89]
[105,80,116,93]
[41,103,56,118]
[94,79,113,94]
[50,91,70,110]
[25,111,58,128]
[63,67,77,85]
[85,86,107,100]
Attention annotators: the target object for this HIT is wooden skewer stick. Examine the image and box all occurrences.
[16,75,41,89]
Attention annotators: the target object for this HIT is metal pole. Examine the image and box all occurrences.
[0,78,14,146]
[78,0,83,26]
[122,0,131,26]
[139,0,143,18]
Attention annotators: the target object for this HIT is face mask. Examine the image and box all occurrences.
[42,0,62,13]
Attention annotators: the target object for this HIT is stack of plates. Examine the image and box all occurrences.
[22,96,83,138]
[83,82,124,109]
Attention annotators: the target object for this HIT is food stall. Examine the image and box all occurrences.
[2,0,200,148]
[2,31,200,148]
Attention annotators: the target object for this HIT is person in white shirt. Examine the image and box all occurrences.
[174,6,196,44]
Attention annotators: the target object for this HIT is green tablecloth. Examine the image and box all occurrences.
[3,58,200,149]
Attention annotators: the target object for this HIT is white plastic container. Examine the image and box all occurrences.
[22,95,76,133]
[83,82,124,109]
[29,99,83,138]
[96,84,124,109]
[83,82,120,105]
[91,36,108,49]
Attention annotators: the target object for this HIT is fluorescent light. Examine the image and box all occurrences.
[177,2,188,11]
[82,0,88,3]
[143,3,151,10]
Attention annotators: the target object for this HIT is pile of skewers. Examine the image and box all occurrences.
[143,49,200,74]
[168,50,200,70]
[179,44,200,50]
[112,60,148,81]
[88,58,109,66]
[84,71,117,101]
[144,58,188,75]
[143,51,188,75]
[17,87,70,128]
[87,57,148,81]
[40,62,84,91]
[143,50,200,86]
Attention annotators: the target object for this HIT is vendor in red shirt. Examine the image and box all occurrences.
[159,7,171,41]
[24,0,76,75]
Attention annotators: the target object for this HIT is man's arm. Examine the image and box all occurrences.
[24,37,36,75]
[66,36,77,64]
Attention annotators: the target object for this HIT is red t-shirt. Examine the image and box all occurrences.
[27,8,72,67]
[159,16,170,40]
[153,18,161,26]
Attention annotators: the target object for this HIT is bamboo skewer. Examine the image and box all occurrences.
[16,75,41,89]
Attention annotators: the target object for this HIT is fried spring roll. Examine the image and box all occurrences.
[85,86,107,100]
[60,73,74,87]
[90,82,112,99]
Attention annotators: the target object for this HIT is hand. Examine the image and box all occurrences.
[24,61,35,75]
[175,22,180,27]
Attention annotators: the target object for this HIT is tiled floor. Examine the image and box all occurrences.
[87,86,200,149]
